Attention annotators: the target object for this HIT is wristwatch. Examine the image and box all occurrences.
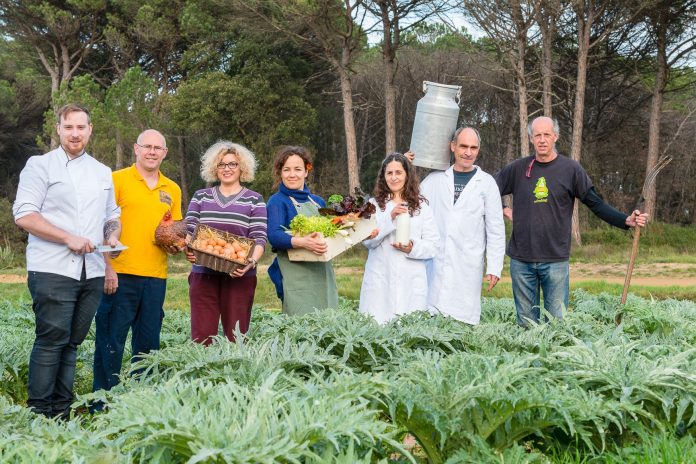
[248,258,258,268]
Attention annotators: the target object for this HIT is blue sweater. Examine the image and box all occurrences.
[266,184,326,300]
[266,185,326,251]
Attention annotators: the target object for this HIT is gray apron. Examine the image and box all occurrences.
[277,197,339,316]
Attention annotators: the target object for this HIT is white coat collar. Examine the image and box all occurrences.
[445,165,482,207]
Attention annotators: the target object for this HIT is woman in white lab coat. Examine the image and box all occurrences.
[358,153,440,324]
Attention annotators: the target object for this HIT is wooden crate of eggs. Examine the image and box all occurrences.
[189,224,255,273]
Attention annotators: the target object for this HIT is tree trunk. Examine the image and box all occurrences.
[517,75,529,157]
[569,11,592,246]
[381,5,397,155]
[339,61,360,192]
[177,135,189,211]
[643,22,667,218]
[512,3,529,157]
[505,110,518,165]
[38,50,61,149]
[384,57,397,155]
[539,0,558,117]
[541,30,554,117]
[115,130,124,170]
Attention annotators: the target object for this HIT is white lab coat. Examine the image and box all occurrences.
[358,199,440,324]
[420,166,505,324]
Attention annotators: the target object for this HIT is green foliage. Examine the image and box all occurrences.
[164,56,317,197]
[2,291,696,461]
[41,69,159,167]
[0,299,33,403]
[0,197,27,255]
[289,214,341,237]
[581,222,696,253]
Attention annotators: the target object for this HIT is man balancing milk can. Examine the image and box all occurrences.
[409,81,462,170]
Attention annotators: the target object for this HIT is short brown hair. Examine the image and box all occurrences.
[272,146,313,188]
[56,104,91,124]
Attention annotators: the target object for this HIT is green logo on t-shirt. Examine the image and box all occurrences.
[533,177,549,203]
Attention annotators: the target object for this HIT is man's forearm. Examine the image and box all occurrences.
[581,188,629,229]
[15,212,71,245]
[103,218,121,242]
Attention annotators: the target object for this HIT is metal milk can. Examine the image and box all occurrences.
[409,81,462,170]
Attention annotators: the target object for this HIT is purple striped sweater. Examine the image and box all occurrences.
[186,187,268,275]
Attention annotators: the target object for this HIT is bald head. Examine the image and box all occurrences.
[450,126,480,172]
[452,126,481,147]
[137,129,166,147]
[528,117,559,139]
[134,129,168,174]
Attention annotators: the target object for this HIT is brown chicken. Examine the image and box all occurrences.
[154,211,187,249]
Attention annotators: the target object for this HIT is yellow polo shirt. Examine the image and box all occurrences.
[109,164,182,278]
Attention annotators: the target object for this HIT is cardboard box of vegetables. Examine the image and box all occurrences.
[287,190,377,262]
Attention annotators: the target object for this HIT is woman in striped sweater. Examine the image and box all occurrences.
[185,141,267,344]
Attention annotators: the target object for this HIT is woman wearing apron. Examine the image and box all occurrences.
[266,146,338,315]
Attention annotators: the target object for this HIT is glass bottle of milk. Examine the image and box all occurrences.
[395,204,411,246]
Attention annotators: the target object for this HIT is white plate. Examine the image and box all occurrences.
[95,244,129,253]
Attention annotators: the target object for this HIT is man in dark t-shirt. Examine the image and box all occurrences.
[494,116,648,327]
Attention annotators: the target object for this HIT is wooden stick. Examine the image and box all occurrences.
[620,227,641,305]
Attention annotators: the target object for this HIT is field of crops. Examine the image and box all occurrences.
[1,291,695,463]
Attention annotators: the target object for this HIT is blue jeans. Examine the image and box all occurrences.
[92,274,166,396]
[509,259,569,327]
[27,270,103,418]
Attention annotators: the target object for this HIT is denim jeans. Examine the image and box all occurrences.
[509,259,569,327]
[27,270,103,418]
[92,274,166,396]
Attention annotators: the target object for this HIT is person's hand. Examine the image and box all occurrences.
[503,207,513,222]
[163,244,184,254]
[392,240,413,254]
[404,151,415,163]
[391,203,409,220]
[486,274,499,292]
[102,238,124,258]
[66,235,94,255]
[626,210,649,228]
[104,265,118,295]
[300,232,328,255]
[185,247,197,263]
[368,228,379,239]
[230,259,255,278]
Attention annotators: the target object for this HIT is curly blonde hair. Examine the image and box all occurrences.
[200,141,257,183]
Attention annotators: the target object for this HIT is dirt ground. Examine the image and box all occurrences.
[2,262,696,286]
[335,262,696,287]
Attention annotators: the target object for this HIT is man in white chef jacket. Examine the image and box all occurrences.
[13,103,121,419]
[416,127,506,324]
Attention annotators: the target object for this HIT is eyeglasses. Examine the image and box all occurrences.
[136,143,167,154]
[217,161,240,170]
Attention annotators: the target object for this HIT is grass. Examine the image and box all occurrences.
[4,222,696,312]
[572,221,696,263]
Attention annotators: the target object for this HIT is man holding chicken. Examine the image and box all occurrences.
[91,129,182,405]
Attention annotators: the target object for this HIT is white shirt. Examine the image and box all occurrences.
[13,147,120,280]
